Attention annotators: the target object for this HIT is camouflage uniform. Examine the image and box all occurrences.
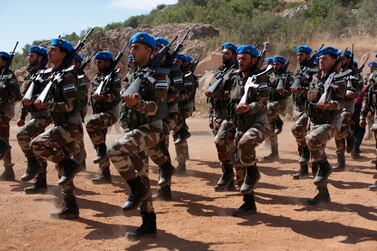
[17,65,52,184]
[86,70,121,179]
[108,66,169,214]
[291,62,317,178]
[31,65,82,212]
[306,69,347,204]
[73,69,90,170]
[264,70,292,160]
[173,69,198,172]
[0,69,21,180]
[334,67,363,170]
[360,70,377,190]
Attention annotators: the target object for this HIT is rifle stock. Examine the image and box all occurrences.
[205,64,235,97]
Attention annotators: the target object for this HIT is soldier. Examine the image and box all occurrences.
[108,32,169,238]
[216,45,270,216]
[333,49,361,171]
[263,55,292,162]
[305,47,347,205]
[172,54,199,174]
[360,59,377,191]
[206,43,238,191]
[86,51,121,184]
[30,38,83,219]
[0,51,21,181]
[71,54,90,171]
[17,45,51,193]
[291,45,317,179]
[265,57,273,67]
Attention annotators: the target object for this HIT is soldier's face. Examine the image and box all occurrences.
[296,53,308,64]
[273,62,283,71]
[47,46,66,66]
[131,42,153,66]
[341,57,351,67]
[237,54,255,72]
[27,53,39,66]
[222,49,235,63]
[95,59,111,72]
[319,54,337,72]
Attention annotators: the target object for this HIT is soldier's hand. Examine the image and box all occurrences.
[17,119,25,127]
[22,99,32,106]
[359,119,367,128]
[123,93,141,107]
[235,104,250,113]
[34,99,48,110]
[209,121,214,129]
[92,94,104,101]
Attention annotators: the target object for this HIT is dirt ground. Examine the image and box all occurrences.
[0,118,376,251]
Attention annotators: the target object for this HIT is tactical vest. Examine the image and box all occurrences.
[91,72,121,114]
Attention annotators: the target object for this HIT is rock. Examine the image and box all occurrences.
[188,25,220,40]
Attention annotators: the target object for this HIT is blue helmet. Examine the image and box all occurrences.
[95,51,113,60]
[29,45,47,57]
[272,56,287,64]
[130,32,156,49]
[222,43,238,54]
[0,51,11,61]
[50,38,74,53]
[236,45,259,57]
[155,37,170,48]
[317,47,339,57]
[295,45,312,55]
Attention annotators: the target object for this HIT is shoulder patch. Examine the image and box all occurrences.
[63,83,76,93]
[155,79,168,89]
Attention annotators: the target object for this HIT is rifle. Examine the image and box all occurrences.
[237,64,273,106]
[256,41,269,70]
[354,56,370,74]
[167,29,191,66]
[0,41,19,77]
[191,53,202,73]
[36,28,94,104]
[276,56,291,95]
[93,42,129,96]
[122,37,177,97]
[79,52,96,72]
[309,44,324,64]
[205,63,236,98]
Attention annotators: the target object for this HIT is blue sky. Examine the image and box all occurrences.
[1,0,177,52]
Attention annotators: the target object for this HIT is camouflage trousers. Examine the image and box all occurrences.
[0,115,11,167]
[267,99,287,149]
[234,126,267,190]
[86,112,117,145]
[291,111,309,147]
[334,110,353,155]
[305,123,337,162]
[108,122,162,213]
[370,115,377,157]
[214,120,236,166]
[31,123,83,164]
[16,117,51,159]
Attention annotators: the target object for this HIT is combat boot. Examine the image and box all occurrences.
[122,176,150,211]
[232,193,257,217]
[93,144,107,164]
[274,116,284,135]
[152,185,172,201]
[50,191,79,219]
[262,147,279,162]
[57,158,80,187]
[91,166,112,184]
[292,164,309,180]
[313,159,332,186]
[333,154,345,171]
[126,211,157,239]
[157,162,175,187]
[346,135,355,153]
[174,128,191,145]
[21,157,43,181]
[240,166,261,194]
[298,145,310,165]
[215,163,235,191]
[0,164,15,181]
[24,172,47,194]
[307,186,331,205]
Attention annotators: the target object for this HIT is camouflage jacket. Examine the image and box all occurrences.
[0,69,21,118]
[361,71,377,119]
[291,62,318,108]
[268,70,292,101]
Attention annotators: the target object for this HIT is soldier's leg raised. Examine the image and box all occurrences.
[333,111,352,171]
[306,124,335,205]
[291,113,310,179]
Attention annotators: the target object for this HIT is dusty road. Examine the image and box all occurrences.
[0,118,376,250]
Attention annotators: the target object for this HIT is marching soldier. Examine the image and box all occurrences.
[305,47,348,205]
[108,32,169,238]
[31,38,83,219]
[0,51,21,181]
[17,45,51,194]
[206,43,238,191]
[291,45,317,179]
[86,51,121,183]
[263,55,292,162]
[215,45,270,216]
